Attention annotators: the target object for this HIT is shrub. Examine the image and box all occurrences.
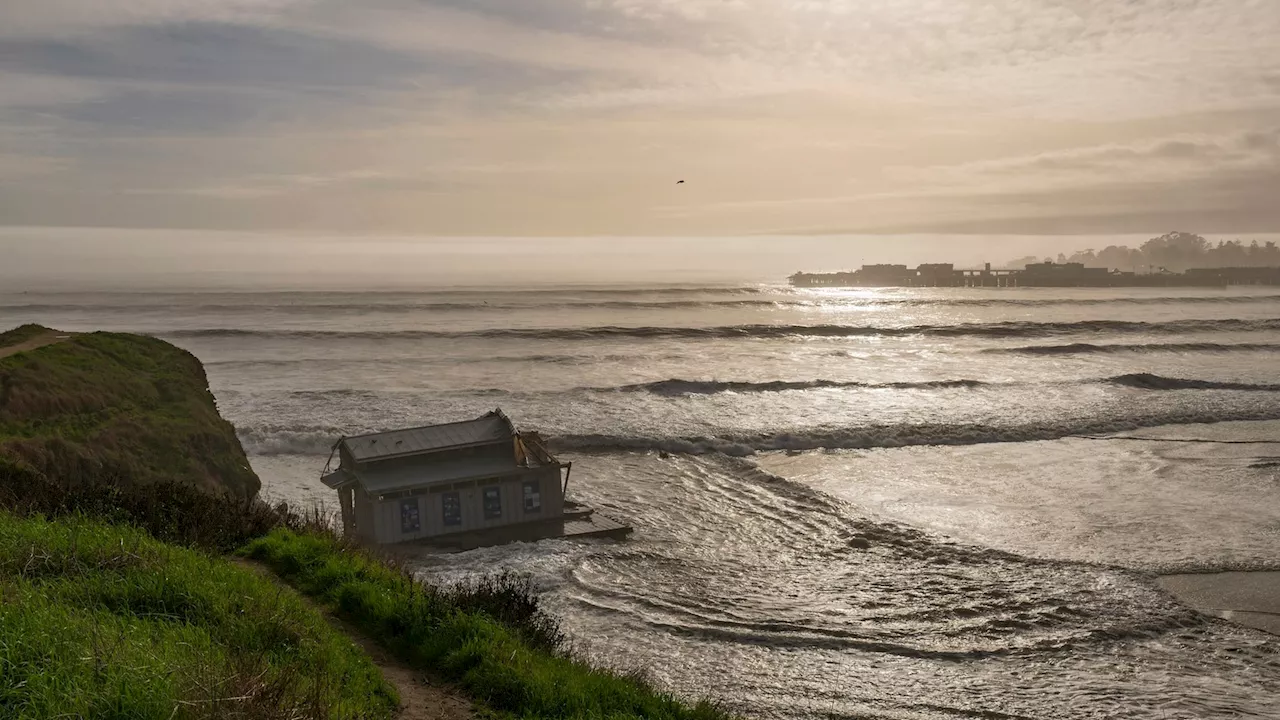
[242,528,731,720]
[0,465,296,553]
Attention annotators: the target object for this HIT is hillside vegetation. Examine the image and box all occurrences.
[244,529,728,720]
[1006,231,1280,271]
[0,512,397,719]
[0,324,259,499]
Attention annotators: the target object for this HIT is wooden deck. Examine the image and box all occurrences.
[400,505,633,554]
[563,511,631,540]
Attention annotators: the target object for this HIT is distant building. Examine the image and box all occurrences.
[1018,261,1113,286]
[322,409,567,545]
[787,260,1270,288]
[915,263,955,286]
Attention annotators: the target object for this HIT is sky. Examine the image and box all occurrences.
[1,0,1279,236]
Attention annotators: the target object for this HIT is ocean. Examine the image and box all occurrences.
[4,282,1279,719]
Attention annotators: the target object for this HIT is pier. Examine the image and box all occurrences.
[789,262,1280,289]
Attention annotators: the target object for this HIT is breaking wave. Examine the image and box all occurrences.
[10,291,1280,315]
[164,317,1280,342]
[239,373,1280,406]
[607,378,988,395]
[1105,373,1280,391]
[878,294,1280,308]
[5,298,790,314]
[989,341,1280,355]
[240,406,1280,457]
[617,373,1280,396]
[236,423,347,456]
[550,410,1280,456]
[206,353,660,369]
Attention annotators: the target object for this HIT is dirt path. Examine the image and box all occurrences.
[234,559,475,720]
[0,330,76,359]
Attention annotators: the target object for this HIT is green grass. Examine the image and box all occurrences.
[0,512,398,720]
[241,529,732,720]
[0,327,259,499]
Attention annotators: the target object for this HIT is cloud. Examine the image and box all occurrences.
[0,70,111,108]
[918,128,1280,189]
[0,0,307,39]
[0,0,1279,234]
[135,170,452,199]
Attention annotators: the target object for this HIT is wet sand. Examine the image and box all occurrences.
[1158,572,1280,636]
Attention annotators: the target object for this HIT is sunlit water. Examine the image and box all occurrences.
[5,284,1280,719]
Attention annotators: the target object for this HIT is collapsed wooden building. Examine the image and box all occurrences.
[322,409,630,550]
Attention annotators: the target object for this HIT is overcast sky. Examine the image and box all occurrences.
[1,0,1279,236]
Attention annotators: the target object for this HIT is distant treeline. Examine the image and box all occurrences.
[1005,232,1280,272]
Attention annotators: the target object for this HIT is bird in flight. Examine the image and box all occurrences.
[676,180,685,184]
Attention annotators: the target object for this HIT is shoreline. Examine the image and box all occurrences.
[1158,571,1280,636]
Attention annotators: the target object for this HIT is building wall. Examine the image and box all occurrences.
[354,486,378,544]
[358,466,564,545]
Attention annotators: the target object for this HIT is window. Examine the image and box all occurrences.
[400,498,421,534]
[522,480,542,513]
[482,486,502,520]
[442,492,462,526]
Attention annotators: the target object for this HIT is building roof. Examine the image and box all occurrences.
[341,410,515,463]
[321,470,355,490]
[352,453,532,495]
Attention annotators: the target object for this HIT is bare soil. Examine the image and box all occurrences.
[0,330,76,359]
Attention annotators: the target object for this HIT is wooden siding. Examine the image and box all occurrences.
[354,486,378,543]
[354,465,564,544]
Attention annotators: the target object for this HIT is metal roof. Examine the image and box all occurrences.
[341,410,514,463]
[353,454,529,494]
[321,470,355,489]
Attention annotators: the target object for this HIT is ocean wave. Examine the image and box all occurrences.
[237,407,1280,458]
[244,373,1280,404]
[163,317,1280,342]
[206,353,655,369]
[10,292,1280,315]
[899,294,1280,308]
[1105,373,1280,391]
[236,424,346,456]
[607,378,988,395]
[1,298,791,314]
[990,341,1280,355]
[547,411,1280,457]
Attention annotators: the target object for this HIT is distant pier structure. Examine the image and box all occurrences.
[789,262,1280,289]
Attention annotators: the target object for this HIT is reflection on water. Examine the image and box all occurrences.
[413,453,1279,719]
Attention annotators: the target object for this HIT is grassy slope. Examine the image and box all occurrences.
[0,325,259,498]
[0,513,397,719]
[0,325,50,349]
[243,529,731,720]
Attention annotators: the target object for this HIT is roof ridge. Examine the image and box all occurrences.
[339,409,515,462]
[343,409,507,441]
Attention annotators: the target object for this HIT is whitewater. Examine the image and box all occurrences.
[4,283,1279,719]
